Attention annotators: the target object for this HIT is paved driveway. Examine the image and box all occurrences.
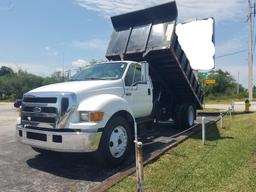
[0,102,219,192]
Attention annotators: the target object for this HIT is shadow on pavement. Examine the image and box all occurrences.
[26,121,182,182]
[191,121,234,141]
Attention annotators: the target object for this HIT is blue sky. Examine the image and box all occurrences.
[0,0,252,87]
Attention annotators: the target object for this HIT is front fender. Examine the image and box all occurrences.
[77,94,134,127]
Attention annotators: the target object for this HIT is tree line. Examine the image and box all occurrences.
[0,66,63,100]
[198,69,248,100]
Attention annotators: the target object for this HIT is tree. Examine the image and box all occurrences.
[0,68,59,100]
[0,66,14,76]
[199,69,247,99]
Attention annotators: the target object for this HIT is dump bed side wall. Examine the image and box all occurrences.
[145,33,204,109]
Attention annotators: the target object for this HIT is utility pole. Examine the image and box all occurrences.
[237,72,240,94]
[247,0,255,101]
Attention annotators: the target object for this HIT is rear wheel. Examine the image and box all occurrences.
[97,116,132,166]
[174,104,196,129]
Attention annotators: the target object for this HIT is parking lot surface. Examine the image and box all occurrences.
[0,103,218,192]
[0,103,101,192]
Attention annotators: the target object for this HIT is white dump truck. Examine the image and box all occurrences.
[16,2,206,165]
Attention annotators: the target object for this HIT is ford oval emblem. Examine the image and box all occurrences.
[33,107,42,113]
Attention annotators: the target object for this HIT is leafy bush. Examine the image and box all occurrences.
[0,66,62,101]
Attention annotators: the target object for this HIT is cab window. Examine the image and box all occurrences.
[125,64,142,86]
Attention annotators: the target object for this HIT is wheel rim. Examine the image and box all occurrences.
[188,106,194,126]
[109,126,128,158]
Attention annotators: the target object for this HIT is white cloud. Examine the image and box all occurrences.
[70,39,107,51]
[71,59,89,67]
[76,0,246,23]
[177,0,246,22]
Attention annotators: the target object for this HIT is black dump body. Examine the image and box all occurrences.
[106,2,203,109]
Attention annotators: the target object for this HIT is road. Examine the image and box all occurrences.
[205,102,256,112]
[0,103,218,192]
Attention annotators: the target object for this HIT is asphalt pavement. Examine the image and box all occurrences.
[0,103,219,192]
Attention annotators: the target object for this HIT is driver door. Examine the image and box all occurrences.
[124,63,153,117]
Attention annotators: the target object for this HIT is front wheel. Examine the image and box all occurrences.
[97,116,132,166]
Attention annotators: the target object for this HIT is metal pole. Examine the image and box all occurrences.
[220,113,223,129]
[202,117,205,145]
[237,72,240,94]
[134,121,138,142]
[248,0,254,101]
[62,52,65,82]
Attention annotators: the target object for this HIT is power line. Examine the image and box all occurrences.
[215,49,247,59]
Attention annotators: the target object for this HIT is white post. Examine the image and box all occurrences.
[134,121,144,192]
[220,113,223,129]
[135,141,144,192]
[231,101,235,112]
[202,117,205,145]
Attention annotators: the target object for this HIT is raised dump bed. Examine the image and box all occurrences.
[106,1,203,109]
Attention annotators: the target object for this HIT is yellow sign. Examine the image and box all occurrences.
[204,79,216,85]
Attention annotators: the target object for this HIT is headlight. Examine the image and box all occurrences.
[80,112,90,122]
[80,112,104,122]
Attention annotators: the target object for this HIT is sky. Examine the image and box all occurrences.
[0,0,253,87]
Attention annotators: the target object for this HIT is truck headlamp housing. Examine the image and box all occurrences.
[80,112,104,122]
[80,112,90,122]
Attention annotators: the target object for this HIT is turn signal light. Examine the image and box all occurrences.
[90,112,104,122]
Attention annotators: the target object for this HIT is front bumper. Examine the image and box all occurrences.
[16,125,102,153]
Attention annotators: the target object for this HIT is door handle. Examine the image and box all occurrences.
[126,92,132,96]
[148,89,151,95]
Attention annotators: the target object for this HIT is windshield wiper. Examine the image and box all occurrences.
[84,77,108,80]
[69,77,113,81]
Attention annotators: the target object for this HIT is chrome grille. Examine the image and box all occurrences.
[23,97,57,103]
[21,92,77,129]
[21,96,58,128]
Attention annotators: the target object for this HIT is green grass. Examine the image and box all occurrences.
[204,98,256,104]
[198,108,220,112]
[204,99,234,104]
[109,113,256,192]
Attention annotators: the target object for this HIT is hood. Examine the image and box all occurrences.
[29,80,123,95]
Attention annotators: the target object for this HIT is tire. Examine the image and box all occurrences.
[97,116,132,166]
[174,104,195,129]
[152,100,171,121]
[173,105,184,128]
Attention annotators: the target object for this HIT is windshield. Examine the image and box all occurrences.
[70,62,127,81]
